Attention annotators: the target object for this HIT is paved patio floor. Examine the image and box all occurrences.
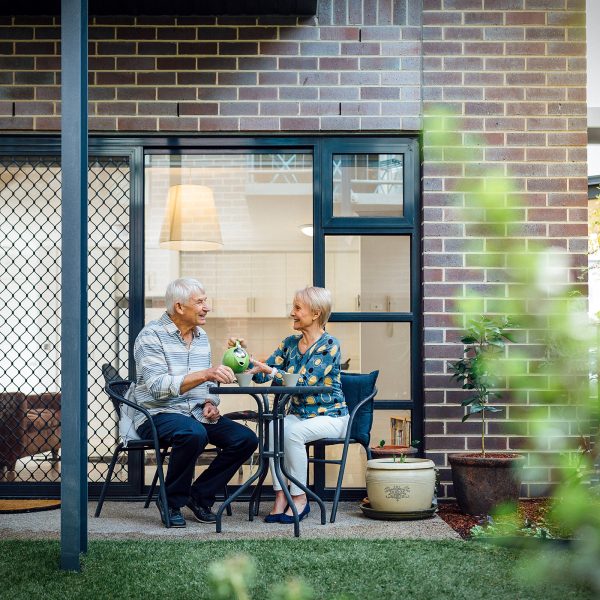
[0,500,460,541]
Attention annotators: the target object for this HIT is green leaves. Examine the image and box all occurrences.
[450,315,512,451]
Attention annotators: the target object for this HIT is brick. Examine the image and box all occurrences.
[178,102,218,116]
[138,102,177,115]
[218,72,257,86]
[157,117,200,131]
[117,117,158,131]
[157,88,196,101]
[219,42,259,55]
[199,117,239,131]
[219,102,259,116]
[278,57,319,70]
[157,57,196,70]
[525,27,565,41]
[97,102,136,115]
[259,72,297,85]
[319,57,359,70]
[177,72,217,86]
[178,42,218,55]
[138,42,177,55]
[280,87,318,100]
[238,57,278,71]
[239,87,278,100]
[137,72,176,85]
[239,116,279,130]
[195,27,237,40]
[197,57,236,70]
[116,27,156,40]
[157,27,196,40]
[237,27,278,40]
[280,117,320,130]
[320,116,360,130]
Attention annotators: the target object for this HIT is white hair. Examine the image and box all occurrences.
[165,278,205,315]
[294,286,332,328]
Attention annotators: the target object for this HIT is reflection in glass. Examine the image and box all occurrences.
[325,236,410,313]
[333,153,403,218]
[327,322,411,400]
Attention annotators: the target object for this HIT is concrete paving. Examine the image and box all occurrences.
[0,500,461,541]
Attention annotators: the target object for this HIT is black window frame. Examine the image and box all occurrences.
[0,134,421,503]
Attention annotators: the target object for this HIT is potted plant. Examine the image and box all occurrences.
[370,438,419,460]
[365,454,436,514]
[448,316,525,516]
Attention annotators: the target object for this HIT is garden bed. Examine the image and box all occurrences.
[437,498,555,540]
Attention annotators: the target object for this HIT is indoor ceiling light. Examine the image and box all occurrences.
[159,184,223,251]
[299,224,313,237]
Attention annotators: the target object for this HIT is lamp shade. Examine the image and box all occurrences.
[159,184,223,251]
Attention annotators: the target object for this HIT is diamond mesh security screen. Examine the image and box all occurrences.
[0,154,130,486]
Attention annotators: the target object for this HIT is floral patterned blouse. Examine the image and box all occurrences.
[254,331,348,419]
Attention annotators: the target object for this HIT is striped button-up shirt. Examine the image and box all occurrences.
[131,312,220,431]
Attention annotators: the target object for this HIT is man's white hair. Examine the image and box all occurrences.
[165,278,205,315]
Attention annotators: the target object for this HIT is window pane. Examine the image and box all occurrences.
[325,410,412,487]
[327,322,411,400]
[144,152,313,487]
[325,235,410,313]
[333,153,403,218]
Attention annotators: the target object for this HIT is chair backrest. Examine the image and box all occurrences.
[101,363,120,385]
[341,370,378,447]
[105,379,133,418]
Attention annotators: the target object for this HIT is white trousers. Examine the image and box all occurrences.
[269,414,349,496]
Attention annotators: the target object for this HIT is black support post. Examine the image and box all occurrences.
[60,0,88,572]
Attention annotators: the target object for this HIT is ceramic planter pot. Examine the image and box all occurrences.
[448,453,525,516]
[366,458,436,513]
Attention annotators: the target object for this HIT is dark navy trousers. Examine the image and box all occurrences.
[138,413,258,509]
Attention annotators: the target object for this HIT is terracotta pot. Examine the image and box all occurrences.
[370,445,418,459]
[448,453,525,516]
[366,458,436,513]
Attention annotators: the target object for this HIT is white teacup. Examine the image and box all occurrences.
[235,372,253,387]
[283,372,301,386]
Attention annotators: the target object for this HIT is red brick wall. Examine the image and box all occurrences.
[0,4,423,132]
[422,0,588,497]
[0,0,589,498]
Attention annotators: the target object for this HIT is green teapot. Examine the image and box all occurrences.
[222,341,250,374]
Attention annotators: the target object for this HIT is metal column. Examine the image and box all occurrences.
[60,0,88,572]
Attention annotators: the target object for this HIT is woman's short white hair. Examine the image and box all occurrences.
[165,278,205,315]
[294,286,332,328]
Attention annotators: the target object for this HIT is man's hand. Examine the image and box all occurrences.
[203,402,220,421]
[205,364,236,384]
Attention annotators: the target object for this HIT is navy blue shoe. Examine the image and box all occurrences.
[279,503,310,524]
[264,512,284,523]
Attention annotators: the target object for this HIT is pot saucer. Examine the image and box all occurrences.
[359,501,437,521]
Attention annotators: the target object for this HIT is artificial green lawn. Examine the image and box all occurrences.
[0,539,592,600]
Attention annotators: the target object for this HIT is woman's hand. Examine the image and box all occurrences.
[227,337,247,348]
[248,358,273,376]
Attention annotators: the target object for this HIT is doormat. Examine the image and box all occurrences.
[0,499,61,514]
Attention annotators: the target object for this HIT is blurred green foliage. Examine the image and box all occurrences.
[425,107,599,592]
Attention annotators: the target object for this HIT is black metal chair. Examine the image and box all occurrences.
[94,377,176,525]
[95,364,259,526]
[306,370,379,523]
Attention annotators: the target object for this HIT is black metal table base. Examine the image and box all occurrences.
[210,385,331,537]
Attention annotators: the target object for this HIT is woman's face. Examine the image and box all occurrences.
[290,297,319,331]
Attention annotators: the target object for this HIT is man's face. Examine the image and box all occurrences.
[178,292,210,328]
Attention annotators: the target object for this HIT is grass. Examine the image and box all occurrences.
[0,539,593,600]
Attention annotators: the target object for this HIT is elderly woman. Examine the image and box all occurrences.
[233,286,348,523]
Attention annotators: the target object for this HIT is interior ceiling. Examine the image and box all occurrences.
[1,0,318,16]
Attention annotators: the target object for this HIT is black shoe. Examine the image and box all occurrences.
[186,497,217,523]
[156,495,186,528]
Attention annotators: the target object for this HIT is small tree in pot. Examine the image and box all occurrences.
[448,316,525,516]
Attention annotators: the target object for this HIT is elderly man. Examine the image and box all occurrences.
[132,277,258,528]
